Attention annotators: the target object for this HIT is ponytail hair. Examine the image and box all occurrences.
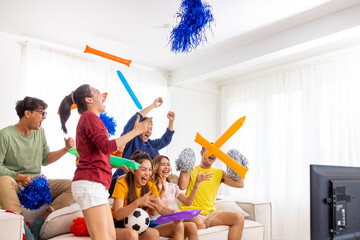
[126,151,152,208]
[59,84,92,133]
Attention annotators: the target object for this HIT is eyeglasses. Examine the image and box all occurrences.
[33,110,47,117]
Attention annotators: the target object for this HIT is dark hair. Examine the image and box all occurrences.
[142,117,153,126]
[15,96,48,119]
[59,84,92,133]
[126,151,152,208]
[150,155,170,192]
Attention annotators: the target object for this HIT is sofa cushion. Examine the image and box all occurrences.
[22,204,49,224]
[48,233,90,240]
[214,199,249,218]
[242,220,264,240]
[40,203,83,240]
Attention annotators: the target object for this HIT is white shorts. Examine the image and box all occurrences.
[71,180,109,210]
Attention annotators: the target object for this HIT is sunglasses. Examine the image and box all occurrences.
[33,110,47,117]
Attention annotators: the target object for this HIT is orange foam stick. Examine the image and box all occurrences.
[57,92,108,114]
[205,116,246,158]
[195,132,248,179]
[84,45,132,67]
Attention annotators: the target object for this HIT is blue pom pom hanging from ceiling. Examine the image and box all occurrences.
[100,112,117,137]
[170,0,214,53]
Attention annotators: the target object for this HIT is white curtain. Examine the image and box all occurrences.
[20,42,168,179]
[219,45,360,240]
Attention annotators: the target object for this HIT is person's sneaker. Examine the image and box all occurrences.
[24,223,35,240]
[29,217,45,240]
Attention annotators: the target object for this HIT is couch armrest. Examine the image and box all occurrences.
[236,201,272,240]
[0,210,25,240]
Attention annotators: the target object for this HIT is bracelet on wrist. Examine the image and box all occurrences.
[193,185,199,189]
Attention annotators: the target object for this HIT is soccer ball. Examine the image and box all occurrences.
[124,208,150,234]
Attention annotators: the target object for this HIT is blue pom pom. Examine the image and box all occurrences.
[100,112,117,137]
[170,0,214,53]
[19,176,51,210]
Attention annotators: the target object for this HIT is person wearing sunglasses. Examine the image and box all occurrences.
[0,96,75,240]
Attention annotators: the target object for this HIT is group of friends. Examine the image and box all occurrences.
[0,84,245,240]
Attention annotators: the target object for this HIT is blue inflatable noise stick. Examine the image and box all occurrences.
[116,70,143,110]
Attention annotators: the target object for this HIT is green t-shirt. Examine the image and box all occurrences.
[0,125,50,179]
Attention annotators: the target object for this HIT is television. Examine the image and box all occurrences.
[310,164,360,239]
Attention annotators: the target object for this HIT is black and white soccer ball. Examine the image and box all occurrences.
[124,208,150,234]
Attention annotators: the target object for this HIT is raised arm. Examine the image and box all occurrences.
[46,137,74,165]
[178,171,190,190]
[167,111,175,131]
[139,97,163,118]
[222,170,244,188]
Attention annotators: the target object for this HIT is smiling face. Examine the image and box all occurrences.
[157,157,171,179]
[15,96,48,132]
[134,159,152,187]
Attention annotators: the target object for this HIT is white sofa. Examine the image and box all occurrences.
[0,198,271,240]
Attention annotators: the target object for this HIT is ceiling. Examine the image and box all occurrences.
[1,0,360,85]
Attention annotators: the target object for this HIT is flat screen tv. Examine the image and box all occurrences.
[310,164,360,240]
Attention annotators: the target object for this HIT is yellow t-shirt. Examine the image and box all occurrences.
[180,165,223,215]
[112,177,159,206]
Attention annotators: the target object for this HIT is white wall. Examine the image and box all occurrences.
[0,31,23,126]
[167,85,218,176]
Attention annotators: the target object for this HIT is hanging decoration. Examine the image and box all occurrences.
[169,0,214,53]
[84,45,132,67]
[116,70,143,110]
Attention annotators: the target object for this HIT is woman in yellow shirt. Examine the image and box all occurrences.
[112,151,186,240]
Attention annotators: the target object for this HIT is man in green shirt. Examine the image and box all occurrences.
[0,96,75,240]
